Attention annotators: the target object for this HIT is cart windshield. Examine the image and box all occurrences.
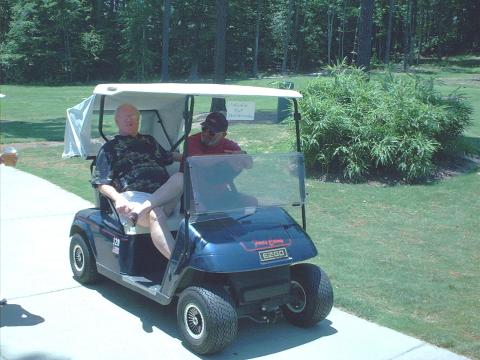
[187,152,305,215]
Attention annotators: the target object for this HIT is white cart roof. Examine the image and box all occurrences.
[94,83,302,99]
[64,83,302,159]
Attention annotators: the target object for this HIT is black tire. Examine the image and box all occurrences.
[69,233,99,284]
[177,286,238,355]
[282,263,333,327]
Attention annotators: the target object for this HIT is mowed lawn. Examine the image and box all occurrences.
[1,65,479,359]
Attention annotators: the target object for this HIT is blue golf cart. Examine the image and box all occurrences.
[64,83,333,355]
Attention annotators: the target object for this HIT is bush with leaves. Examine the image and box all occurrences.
[298,65,472,182]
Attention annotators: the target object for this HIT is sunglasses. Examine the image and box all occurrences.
[201,127,220,136]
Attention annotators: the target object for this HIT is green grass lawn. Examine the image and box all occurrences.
[0,78,305,142]
[306,172,479,357]
[2,60,480,359]
[0,84,94,143]
[415,57,480,156]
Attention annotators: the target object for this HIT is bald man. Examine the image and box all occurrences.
[92,104,182,259]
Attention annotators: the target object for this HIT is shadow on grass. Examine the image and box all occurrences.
[411,69,437,75]
[442,67,480,75]
[306,137,480,187]
[458,135,480,155]
[418,57,480,68]
[0,118,65,142]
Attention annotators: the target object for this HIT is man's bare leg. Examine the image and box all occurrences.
[136,206,175,259]
[130,173,183,219]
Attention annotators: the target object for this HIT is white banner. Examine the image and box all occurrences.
[226,101,256,121]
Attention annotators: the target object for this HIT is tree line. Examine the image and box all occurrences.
[0,0,478,84]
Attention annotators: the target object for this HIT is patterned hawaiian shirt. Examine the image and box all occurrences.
[92,134,173,193]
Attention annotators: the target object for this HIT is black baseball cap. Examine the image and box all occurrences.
[200,112,228,133]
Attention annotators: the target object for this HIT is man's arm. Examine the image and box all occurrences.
[97,184,133,215]
[224,149,253,169]
[92,143,133,215]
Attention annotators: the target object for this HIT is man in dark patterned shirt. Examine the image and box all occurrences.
[92,103,183,259]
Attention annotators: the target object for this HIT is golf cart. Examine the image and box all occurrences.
[63,83,333,355]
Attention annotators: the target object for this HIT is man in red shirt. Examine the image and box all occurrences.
[182,112,255,212]
[181,111,251,168]
[187,111,244,157]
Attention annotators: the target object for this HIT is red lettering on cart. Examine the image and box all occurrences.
[240,238,292,251]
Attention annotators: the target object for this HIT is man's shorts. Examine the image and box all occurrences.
[118,191,151,226]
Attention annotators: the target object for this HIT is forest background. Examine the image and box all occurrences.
[0,0,479,84]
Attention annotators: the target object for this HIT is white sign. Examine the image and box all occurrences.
[226,101,256,121]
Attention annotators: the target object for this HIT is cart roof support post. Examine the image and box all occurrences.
[99,95,108,142]
[182,95,195,258]
[292,99,306,231]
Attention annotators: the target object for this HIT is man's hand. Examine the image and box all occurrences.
[115,196,133,215]
[98,184,133,215]
[172,151,183,162]
[224,149,252,170]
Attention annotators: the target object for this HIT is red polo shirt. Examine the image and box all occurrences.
[180,132,241,171]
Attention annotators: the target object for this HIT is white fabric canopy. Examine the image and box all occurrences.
[94,83,302,99]
[63,83,302,159]
[63,95,95,158]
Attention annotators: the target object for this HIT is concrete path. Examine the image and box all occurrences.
[0,165,471,360]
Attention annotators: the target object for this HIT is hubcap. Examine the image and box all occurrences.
[184,303,204,339]
[73,244,85,272]
[287,280,306,313]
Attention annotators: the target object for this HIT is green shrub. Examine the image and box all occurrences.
[298,65,472,182]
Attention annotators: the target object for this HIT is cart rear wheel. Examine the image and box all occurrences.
[177,286,237,355]
[69,233,99,284]
[282,264,333,327]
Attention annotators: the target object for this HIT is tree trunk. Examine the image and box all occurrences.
[61,9,72,82]
[352,11,360,62]
[253,0,261,77]
[213,0,227,84]
[109,0,115,17]
[161,0,171,82]
[281,0,294,74]
[96,0,103,27]
[295,1,306,73]
[140,25,146,81]
[189,20,201,81]
[384,0,394,65]
[291,1,300,71]
[409,0,417,65]
[357,0,374,70]
[189,62,199,81]
[417,3,424,64]
[403,0,411,71]
[338,0,347,61]
[327,6,335,65]
[211,0,228,112]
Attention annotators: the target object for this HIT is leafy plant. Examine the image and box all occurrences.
[297,64,472,182]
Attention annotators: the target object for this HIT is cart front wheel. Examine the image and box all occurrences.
[69,233,99,284]
[177,286,237,355]
[282,264,333,327]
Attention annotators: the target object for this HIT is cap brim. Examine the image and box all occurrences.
[200,122,224,133]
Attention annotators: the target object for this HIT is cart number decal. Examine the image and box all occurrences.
[112,237,120,255]
[259,247,288,262]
